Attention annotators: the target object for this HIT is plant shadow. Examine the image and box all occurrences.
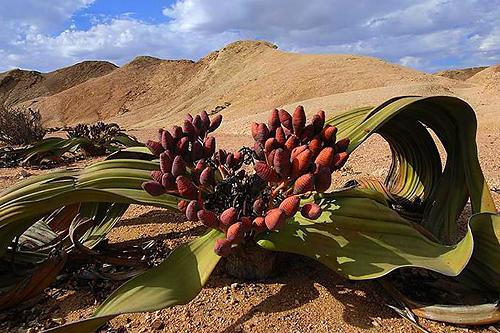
[215,256,397,332]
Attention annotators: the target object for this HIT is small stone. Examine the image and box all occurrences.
[51,318,65,325]
[230,283,239,290]
[151,318,164,330]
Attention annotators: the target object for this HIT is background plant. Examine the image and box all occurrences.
[0,108,46,145]
[0,121,141,167]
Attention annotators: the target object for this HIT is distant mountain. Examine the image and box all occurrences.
[0,61,117,112]
[4,40,496,131]
[435,66,488,81]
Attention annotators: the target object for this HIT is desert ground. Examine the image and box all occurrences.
[0,40,499,332]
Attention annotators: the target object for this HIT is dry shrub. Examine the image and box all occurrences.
[0,108,46,145]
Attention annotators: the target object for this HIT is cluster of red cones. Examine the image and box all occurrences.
[249,106,349,229]
[141,106,350,257]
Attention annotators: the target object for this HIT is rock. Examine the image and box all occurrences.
[51,318,65,325]
[18,169,32,179]
[230,283,239,290]
[151,318,165,330]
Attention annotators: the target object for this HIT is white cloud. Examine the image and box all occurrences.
[0,0,499,72]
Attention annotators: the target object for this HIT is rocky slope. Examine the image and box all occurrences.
[0,61,117,112]
[14,40,460,128]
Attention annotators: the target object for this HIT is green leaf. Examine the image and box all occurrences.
[457,213,500,291]
[327,96,496,242]
[0,158,178,257]
[45,229,223,333]
[257,189,474,280]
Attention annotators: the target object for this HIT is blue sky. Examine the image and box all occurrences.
[0,0,499,72]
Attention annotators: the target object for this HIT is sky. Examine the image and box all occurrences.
[0,0,499,73]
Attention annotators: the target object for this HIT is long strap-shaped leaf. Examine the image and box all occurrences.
[0,159,178,257]
[45,229,223,333]
[257,188,474,279]
[323,96,498,291]
[327,96,496,242]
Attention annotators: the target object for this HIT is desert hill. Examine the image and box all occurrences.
[467,64,500,90]
[0,61,117,112]
[1,40,498,138]
[10,40,463,128]
[435,66,487,81]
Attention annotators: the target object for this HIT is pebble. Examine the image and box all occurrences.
[151,318,165,330]
[18,169,32,179]
[51,318,65,325]
[231,282,239,289]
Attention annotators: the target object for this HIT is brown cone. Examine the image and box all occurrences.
[177,137,190,156]
[253,198,266,215]
[314,165,332,192]
[226,222,244,243]
[314,147,334,169]
[161,130,174,150]
[279,195,300,217]
[171,155,186,177]
[292,105,306,136]
[308,136,323,156]
[278,109,293,131]
[146,140,164,156]
[209,114,223,132]
[220,207,238,228]
[311,112,325,133]
[197,209,219,228]
[203,136,216,157]
[265,208,286,231]
[264,137,279,154]
[199,166,213,186]
[293,173,314,194]
[150,170,163,183]
[275,126,287,146]
[273,148,291,178]
[291,144,308,160]
[253,142,265,159]
[335,138,350,152]
[214,238,232,257]
[321,125,338,145]
[177,200,188,213]
[183,119,196,140]
[185,200,200,221]
[200,111,210,130]
[176,175,198,199]
[170,125,183,139]
[255,123,270,143]
[160,152,172,173]
[300,124,315,143]
[161,172,176,190]
[301,203,322,220]
[291,148,313,178]
[254,161,277,182]
[332,152,349,169]
[285,135,300,151]
[268,108,281,132]
[253,216,267,233]
[240,216,252,231]
[142,180,165,196]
